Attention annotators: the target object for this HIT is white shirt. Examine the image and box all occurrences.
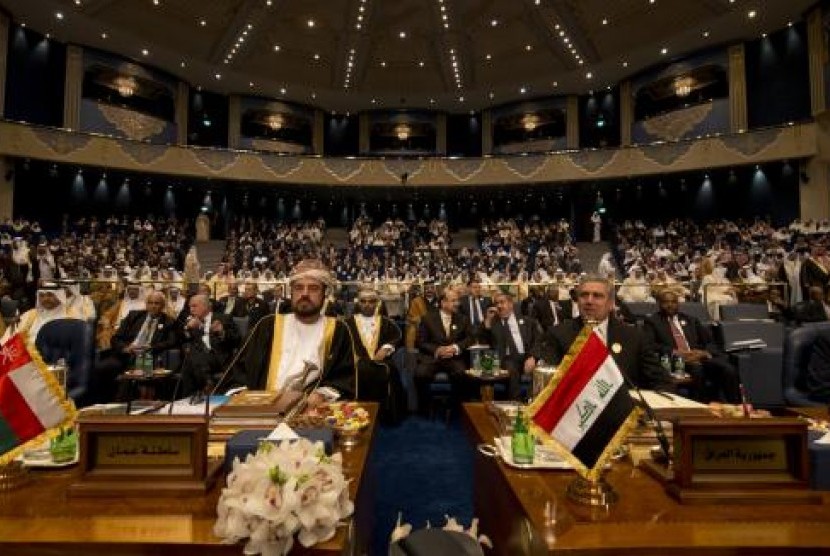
[273,315,325,392]
[503,314,525,355]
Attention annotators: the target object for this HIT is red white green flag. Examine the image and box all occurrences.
[528,326,641,481]
[0,333,77,464]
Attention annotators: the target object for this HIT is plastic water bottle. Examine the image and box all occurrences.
[673,355,686,378]
[660,354,672,375]
[511,409,535,465]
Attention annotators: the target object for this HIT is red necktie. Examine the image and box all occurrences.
[669,317,690,351]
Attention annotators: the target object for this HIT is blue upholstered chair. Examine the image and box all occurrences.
[782,322,830,407]
[35,318,94,407]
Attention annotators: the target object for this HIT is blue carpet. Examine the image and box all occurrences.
[368,414,475,555]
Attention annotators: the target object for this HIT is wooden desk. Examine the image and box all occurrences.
[463,403,830,556]
[0,404,378,556]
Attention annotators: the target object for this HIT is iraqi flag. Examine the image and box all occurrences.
[0,333,77,465]
[528,326,641,481]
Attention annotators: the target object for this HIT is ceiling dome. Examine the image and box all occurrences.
[5,0,817,111]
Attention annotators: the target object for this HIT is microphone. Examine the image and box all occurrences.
[622,373,672,465]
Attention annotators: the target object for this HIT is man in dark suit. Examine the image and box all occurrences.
[240,282,270,331]
[92,291,180,402]
[792,286,829,324]
[180,293,240,397]
[531,286,569,332]
[481,291,544,399]
[458,279,491,329]
[644,290,741,402]
[414,288,474,411]
[544,275,672,391]
[216,283,248,318]
[344,286,406,423]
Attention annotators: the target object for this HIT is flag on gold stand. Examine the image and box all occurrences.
[528,326,641,481]
[0,334,77,465]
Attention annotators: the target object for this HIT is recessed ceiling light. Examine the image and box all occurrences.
[200,19,206,27]
[153,0,160,5]
[458,96,465,102]
[307,19,315,27]
[380,61,386,67]
[660,47,668,55]
[419,61,425,67]
[525,44,533,51]
[180,61,186,67]
[748,10,757,19]
[488,91,494,99]
[101,32,108,39]
[55,12,64,20]
[142,49,149,56]
[622,61,628,67]
[552,81,558,87]
[356,23,362,29]
[214,73,221,80]
[429,98,435,104]
[371,98,376,104]
[762,32,768,38]
[519,86,527,94]
[491,19,498,27]
[249,82,254,87]
[313,53,320,60]
[788,21,793,27]
[485,53,492,60]
[273,45,281,52]
[74,0,81,5]
[399,31,407,38]
[602,18,608,25]
[280,87,286,94]
[311,92,316,99]
[586,71,593,79]
[702,30,710,37]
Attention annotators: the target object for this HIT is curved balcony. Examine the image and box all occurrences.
[0,119,816,188]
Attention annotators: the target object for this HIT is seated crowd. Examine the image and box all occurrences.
[4,215,830,418]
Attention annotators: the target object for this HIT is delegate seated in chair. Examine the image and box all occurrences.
[91,291,180,403]
[343,286,406,424]
[35,319,93,407]
[179,294,239,397]
[414,289,473,412]
[644,290,740,403]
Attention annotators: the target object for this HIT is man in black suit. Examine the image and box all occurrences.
[544,275,672,391]
[92,291,180,402]
[414,288,474,411]
[180,294,240,397]
[481,291,544,399]
[216,283,248,318]
[644,290,741,402]
[343,286,406,423]
[792,286,829,324]
[240,282,270,331]
[531,286,569,332]
[458,279,491,329]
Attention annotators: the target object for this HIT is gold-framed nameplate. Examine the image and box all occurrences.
[69,415,222,497]
[665,418,821,505]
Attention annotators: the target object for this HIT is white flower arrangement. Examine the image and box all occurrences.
[214,438,353,556]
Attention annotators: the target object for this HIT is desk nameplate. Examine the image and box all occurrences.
[666,417,821,505]
[69,415,222,497]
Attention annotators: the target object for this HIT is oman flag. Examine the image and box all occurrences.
[528,327,641,481]
[0,333,76,465]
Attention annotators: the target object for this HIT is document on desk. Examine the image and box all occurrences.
[631,390,707,410]
[156,396,230,415]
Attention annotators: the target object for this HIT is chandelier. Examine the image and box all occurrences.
[113,76,137,97]
[266,114,284,131]
[522,114,539,132]
[674,77,694,98]
[395,123,410,141]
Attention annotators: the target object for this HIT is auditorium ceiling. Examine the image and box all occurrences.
[2,0,819,112]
